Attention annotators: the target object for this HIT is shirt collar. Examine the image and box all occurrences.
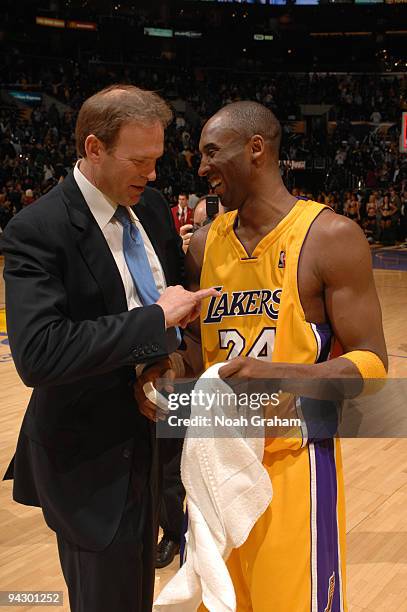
[74,160,118,231]
[73,161,141,228]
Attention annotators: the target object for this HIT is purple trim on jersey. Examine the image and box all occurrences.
[313,322,332,364]
[315,438,341,612]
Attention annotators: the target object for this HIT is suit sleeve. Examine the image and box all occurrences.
[2,214,169,388]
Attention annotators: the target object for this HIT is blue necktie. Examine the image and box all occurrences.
[114,206,180,352]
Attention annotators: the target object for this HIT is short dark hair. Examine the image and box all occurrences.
[75,84,173,157]
[214,101,281,157]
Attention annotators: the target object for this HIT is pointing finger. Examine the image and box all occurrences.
[194,287,221,301]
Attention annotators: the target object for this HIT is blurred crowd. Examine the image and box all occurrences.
[1,55,407,244]
[295,186,407,246]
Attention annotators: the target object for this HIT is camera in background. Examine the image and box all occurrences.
[192,195,221,231]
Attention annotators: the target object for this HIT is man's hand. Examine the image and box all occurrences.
[134,353,187,422]
[180,223,194,253]
[156,285,220,329]
[134,358,175,422]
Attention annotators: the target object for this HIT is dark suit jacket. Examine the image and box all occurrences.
[171,205,193,234]
[2,172,184,551]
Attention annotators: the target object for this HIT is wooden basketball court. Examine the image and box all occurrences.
[1,253,406,612]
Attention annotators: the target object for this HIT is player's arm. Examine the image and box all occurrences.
[319,214,387,374]
[178,224,211,376]
[219,215,387,384]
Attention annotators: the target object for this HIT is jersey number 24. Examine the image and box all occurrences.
[218,327,275,361]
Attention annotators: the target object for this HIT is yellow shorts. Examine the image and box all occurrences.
[199,437,347,612]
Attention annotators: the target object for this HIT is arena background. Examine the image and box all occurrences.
[0,0,407,610]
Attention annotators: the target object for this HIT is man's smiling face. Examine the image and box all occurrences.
[198,116,252,211]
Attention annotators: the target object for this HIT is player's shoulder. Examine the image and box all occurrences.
[306,208,372,280]
[189,209,232,256]
[188,222,211,263]
[309,207,368,248]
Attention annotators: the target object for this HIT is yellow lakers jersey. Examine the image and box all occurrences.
[200,199,332,370]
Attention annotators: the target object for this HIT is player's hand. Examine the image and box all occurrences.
[156,286,220,329]
[218,356,279,397]
[219,357,296,438]
[134,358,174,422]
[180,223,194,253]
[219,356,275,380]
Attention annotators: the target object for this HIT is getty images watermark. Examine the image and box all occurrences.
[156,378,407,440]
[165,388,302,429]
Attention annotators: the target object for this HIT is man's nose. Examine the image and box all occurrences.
[145,166,156,182]
[198,158,209,177]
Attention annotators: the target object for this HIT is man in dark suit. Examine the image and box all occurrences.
[171,192,193,233]
[2,84,216,612]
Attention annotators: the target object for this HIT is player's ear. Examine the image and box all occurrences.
[250,134,265,165]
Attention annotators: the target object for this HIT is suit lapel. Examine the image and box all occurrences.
[61,173,128,315]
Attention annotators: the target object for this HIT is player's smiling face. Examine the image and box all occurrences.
[198,117,251,210]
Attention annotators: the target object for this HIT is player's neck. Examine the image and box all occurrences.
[238,177,296,232]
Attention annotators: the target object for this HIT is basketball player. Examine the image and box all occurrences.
[185,101,388,612]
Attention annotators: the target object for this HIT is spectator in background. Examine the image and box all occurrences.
[370,110,382,124]
[180,194,224,253]
[43,162,54,182]
[175,114,186,130]
[22,189,35,207]
[328,193,339,213]
[191,196,212,229]
[366,193,378,216]
[171,192,193,233]
[344,192,361,224]
[363,195,378,243]
[389,185,401,212]
[0,196,13,230]
[8,183,23,214]
[187,192,199,210]
[379,193,398,245]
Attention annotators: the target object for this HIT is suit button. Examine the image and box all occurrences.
[152,344,159,352]
[122,448,131,459]
[132,349,140,359]
[144,346,152,354]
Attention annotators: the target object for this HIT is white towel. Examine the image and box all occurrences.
[153,363,273,612]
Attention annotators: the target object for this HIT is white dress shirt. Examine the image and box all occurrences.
[177,205,188,225]
[73,161,167,310]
